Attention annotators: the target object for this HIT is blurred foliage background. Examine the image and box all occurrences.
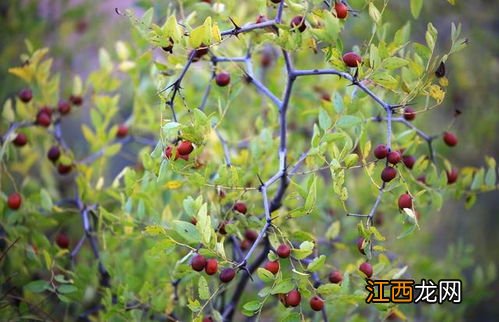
[0,0,497,320]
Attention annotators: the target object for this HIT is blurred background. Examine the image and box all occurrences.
[0,0,497,320]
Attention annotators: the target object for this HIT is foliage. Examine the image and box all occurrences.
[0,1,497,321]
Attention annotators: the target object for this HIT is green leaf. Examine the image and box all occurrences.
[40,189,53,210]
[24,280,50,293]
[325,221,340,240]
[319,108,332,130]
[198,276,210,300]
[257,268,275,283]
[270,279,295,295]
[317,283,340,296]
[57,284,77,294]
[425,23,438,51]
[196,203,212,245]
[172,221,200,244]
[368,2,381,24]
[103,143,122,157]
[410,0,423,18]
[304,176,317,211]
[336,115,362,129]
[382,57,409,70]
[307,255,326,272]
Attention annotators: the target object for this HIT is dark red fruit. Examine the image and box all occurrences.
[244,230,258,242]
[276,244,291,258]
[191,254,207,272]
[334,2,348,19]
[57,164,73,175]
[417,175,426,185]
[403,107,416,121]
[233,202,247,214]
[446,168,458,184]
[69,95,83,106]
[285,289,301,307]
[398,193,412,210]
[219,268,236,283]
[357,237,366,255]
[192,45,209,62]
[7,192,22,210]
[290,16,306,32]
[202,316,214,322]
[309,296,324,311]
[57,100,71,115]
[56,233,70,249]
[342,52,362,67]
[261,52,273,67]
[205,259,218,275]
[218,221,227,235]
[18,88,33,103]
[387,151,402,165]
[256,15,267,24]
[381,166,397,182]
[116,124,129,138]
[36,110,52,127]
[13,133,28,147]
[164,146,189,161]
[328,270,343,284]
[264,261,280,274]
[443,132,458,147]
[177,141,194,155]
[270,0,282,3]
[402,155,416,169]
[47,146,61,162]
[374,144,388,159]
[359,262,373,278]
[240,239,252,251]
[215,72,231,87]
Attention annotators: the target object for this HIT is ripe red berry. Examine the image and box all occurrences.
[215,71,231,87]
[57,100,71,115]
[387,151,402,165]
[446,168,458,184]
[202,316,214,322]
[403,107,416,121]
[443,132,458,147]
[240,239,252,251]
[264,261,280,274]
[256,15,267,24]
[192,45,209,62]
[328,270,343,284]
[402,155,416,169]
[18,88,33,103]
[191,254,207,272]
[116,124,129,138]
[244,230,258,242]
[417,175,426,185]
[290,16,306,32]
[56,233,70,249]
[233,202,247,214]
[276,244,291,258]
[309,296,324,311]
[357,237,366,255]
[36,110,52,127]
[398,193,412,210]
[359,262,373,278]
[342,52,362,67]
[374,144,388,159]
[7,192,22,210]
[177,141,194,155]
[47,146,61,162]
[219,268,236,283]
[205,258,218,275]
[261,52,273,67]
[13,133,28,147]
[334,2,348,19]
[164,146,189,161]
[285,289,301,307]
[381,166,397,182]
[69,95,83,106]
[57,163,73,175]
